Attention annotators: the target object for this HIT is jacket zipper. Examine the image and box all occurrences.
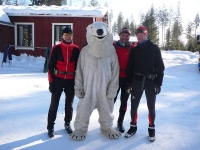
[64,47,68,79]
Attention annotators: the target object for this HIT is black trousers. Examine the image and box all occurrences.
[114,78,130,121]
[47,77,75,130]
[130,79,156,126]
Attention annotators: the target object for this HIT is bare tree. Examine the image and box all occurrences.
[194,13,200,41]
[158,5,169,48]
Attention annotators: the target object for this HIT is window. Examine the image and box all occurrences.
[52,23,73,46]
[15,23,34,50]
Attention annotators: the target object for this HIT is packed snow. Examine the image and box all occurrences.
[0,50,200,150]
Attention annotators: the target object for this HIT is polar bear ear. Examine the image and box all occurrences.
[86,24,93,34]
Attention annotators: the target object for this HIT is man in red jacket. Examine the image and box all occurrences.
[114,27,135,133]
[47,26,80,138]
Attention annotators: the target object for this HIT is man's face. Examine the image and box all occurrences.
[136,33,148,42]
[62,33,73,42]
[119,33,130,43]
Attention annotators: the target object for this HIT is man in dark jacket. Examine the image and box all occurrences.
[125,26,165,142]
[47,26,80,138]
[113,27,135,133]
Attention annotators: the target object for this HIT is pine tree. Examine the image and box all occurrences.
[89,0,98,7]
[117,12,124,35]
[165,28,172,50]
[104,2,108,7]
[82,0,86,6]
[142,5,159,44]
[129,14,136,36]
[171,2,183,50]
[112,22,118,35]
[108,9,113,28]
[185,22,195,51]
[123,18,130,29]
[69,0,72,6]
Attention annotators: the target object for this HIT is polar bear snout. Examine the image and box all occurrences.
[97,29,104,36]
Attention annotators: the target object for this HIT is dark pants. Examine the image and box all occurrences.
[114,78,130,122]
[47,77,75,130]
[130,79,156,126]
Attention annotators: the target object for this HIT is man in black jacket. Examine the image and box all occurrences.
[125,26,165,142]
[47,26,80,138]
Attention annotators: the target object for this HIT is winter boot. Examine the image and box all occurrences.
[117,121,125,133]
[117,110,126,133]
[65,122,73,134]
[148,125,156,142]
[47,122,55,138]
[125,123,137,138]
[48,128,54,138]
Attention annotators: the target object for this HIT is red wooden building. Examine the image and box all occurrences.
[0,5,108,57]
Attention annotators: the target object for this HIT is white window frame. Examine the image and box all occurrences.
[52,23,73,47]
[15,22,34,50]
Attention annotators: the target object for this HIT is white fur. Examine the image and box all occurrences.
[71,22,121,140]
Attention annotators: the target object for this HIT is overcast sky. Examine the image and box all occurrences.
[72,0,200,34]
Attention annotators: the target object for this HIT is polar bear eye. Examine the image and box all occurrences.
[91,27,93,29]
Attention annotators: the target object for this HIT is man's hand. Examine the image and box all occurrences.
[155,85,161,95]
[75,89,85,98]
[126,86,132,94]
[49,83,55,93]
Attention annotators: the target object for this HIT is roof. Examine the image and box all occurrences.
[0,5,108,17]
[0,8,13,26]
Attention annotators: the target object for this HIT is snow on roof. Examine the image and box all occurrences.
[0,8,13,26]
[0,5,108,17]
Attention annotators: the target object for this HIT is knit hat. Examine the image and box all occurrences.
[62,26,73,35]
[135,25,148,35]
[119,27,131,35]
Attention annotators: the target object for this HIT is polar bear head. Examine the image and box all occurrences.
[85,22,115,58]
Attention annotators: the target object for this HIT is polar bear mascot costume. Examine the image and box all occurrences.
[71,22,121,141]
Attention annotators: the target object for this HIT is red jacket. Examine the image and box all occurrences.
[48,40,80,83]
[114,41,135,78]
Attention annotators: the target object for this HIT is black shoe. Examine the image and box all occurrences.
[125,124,137,138]
[117,122,125,133]
[65,122,73,134]
[148,125,156,142]
[48,129,54,138]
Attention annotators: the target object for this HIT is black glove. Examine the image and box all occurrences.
[49,83,55,93]
[154,85,161,95]
[126,85,132,94]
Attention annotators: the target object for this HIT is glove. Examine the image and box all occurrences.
[75,89,85,98]
[126,86,132,94]
[49,83,55,93]
[154,85,161,95]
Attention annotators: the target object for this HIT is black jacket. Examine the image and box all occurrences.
[126,40,165,86]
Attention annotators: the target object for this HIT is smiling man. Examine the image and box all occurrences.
[47,26,80,138]
[113,27,135,133]
[125,25,165,142]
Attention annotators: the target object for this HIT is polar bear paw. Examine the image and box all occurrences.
[101,127,121,139]
[70,130,86,141]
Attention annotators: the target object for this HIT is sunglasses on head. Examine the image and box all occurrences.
[63,33,73,36]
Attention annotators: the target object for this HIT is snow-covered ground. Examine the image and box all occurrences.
[0,50,200,150]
